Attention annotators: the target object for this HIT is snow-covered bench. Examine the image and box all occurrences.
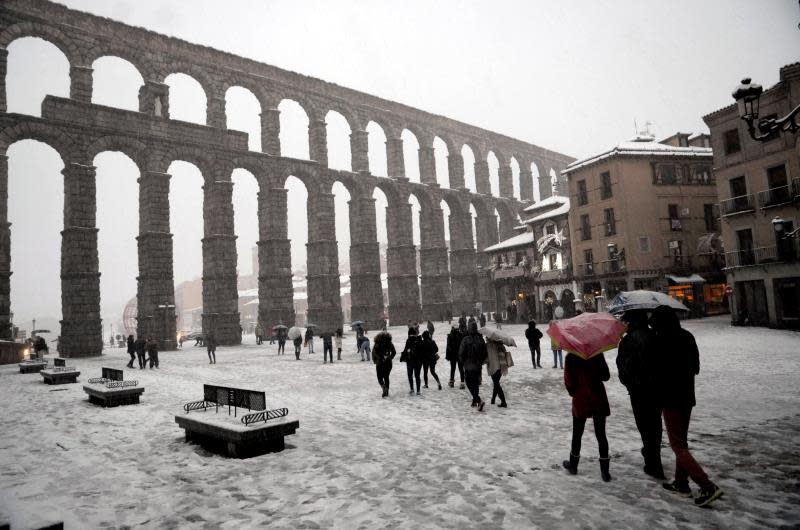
[40,365,80,385]
[84,367,143,407]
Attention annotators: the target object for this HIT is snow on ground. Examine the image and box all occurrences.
[0,316,798,529]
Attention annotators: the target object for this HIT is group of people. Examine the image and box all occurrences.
[124,335,160,369]
[561,305,723,508]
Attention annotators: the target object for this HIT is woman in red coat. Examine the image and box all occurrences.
[562,352,612,482]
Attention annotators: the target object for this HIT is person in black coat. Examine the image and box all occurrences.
[651,305,723,507]
[420,330,442,390]
[479,313,486,328]
[401,328,423,395]
[525,320,543,368]
[322,332,334,364]
[458,321,488,410]
[617,309,664,479]
[135,336,147,369]
[126,335,135,368]
[146,336,159,369]
[372,331,396,397]
[446,326,465,389]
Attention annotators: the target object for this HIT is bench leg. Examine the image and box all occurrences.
[226,442,238,458]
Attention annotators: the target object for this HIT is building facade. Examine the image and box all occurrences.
[564,134,727,316]
[702,63,800,328]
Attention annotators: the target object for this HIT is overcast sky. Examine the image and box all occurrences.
[4,0,799,330]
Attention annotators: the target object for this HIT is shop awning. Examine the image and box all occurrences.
[666,274,706,284]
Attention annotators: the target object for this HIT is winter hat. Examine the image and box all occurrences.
[421,330,431,340]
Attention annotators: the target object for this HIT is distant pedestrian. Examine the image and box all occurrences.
[206,332,217,364]
[358,330,371,362]
[126,335,135,368]
[305,328,314,354]
[426,320,435,337]
[420,330,442,390]
[255,322,263,345]
[401,328,423,395]
[479,313,486,328]
[459,321,487,410]
[334,328,343,360]
[486,338,512,407]
[562,352,612,482]
[494,312,502,329]
[322,332,334,364]
[550,335,563,369]
[277,329,286,355]
[525,320,543,368]
[446,325,465,389]
[135,337,146,369]
[146,336,159,369]
[468,314,476,328]
[293,335,302,360]
[458,312,467,333]
[651,306,724,507]
[446,308,453,325]
[372,331,396,398]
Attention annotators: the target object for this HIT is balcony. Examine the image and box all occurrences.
[794,178,800,199]
[582,263,595,276]
[492,266,528,280]
[599,259,625,275]
[757,185,793,209]
[719,194,755,216]
[723,245,791,268]
[537,268,569,282]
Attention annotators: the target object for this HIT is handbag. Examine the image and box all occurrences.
[505,350,515,368]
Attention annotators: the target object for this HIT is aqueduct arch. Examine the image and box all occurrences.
[0,0,573,355]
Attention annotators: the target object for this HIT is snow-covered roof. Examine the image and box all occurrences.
[521,196,570,224]
[522,195,568,213]
[563,137,712,175]
[483,231,535,253]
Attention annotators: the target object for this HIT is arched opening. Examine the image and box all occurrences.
[433,136,450,188]
[560,289,576,318]
[278,99,310,160]
[494,207,502,243]
[543,289,557,322]
[366,121,388,177]
[91,56,144,111]
[164,73,207,125]
[401,129,421,183]
[326,111,352,172]
[285,175,309,324]
[373,187,389,305]
[469,203,478,250]
[7,140,64,335]
[225,87,262,151]
[168,160,205,332]
[439,199,452,278]
[462,145,476,193]
[409,193,422,289]
[94,151,139,338]
[531,162,541,202]
[550,168,559,196]
[332,181,352,321]
[231,168,259,332]
[488,151,500,197]
[6,37,70,116]
[510,157,521,200]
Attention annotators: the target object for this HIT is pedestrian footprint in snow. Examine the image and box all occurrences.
[372,331,396,398]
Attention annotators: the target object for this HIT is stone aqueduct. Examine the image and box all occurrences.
[0,0,573,356]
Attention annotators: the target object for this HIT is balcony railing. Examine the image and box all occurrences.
[493,266,528,280]
[583,263,595,276]
[599,259,625,275]
[724,246,777,268]
[719,194,755,216]
[793,178,800,198]
[757,185,792,209]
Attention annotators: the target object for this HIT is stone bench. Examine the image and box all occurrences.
[19,360,48,373]
[84,367,143,407]
[41,366,80,385]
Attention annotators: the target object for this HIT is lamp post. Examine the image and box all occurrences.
[772,215,786,261]
[732,78,800,142]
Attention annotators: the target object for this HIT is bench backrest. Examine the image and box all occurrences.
[203,384,265,411]
[102,367,124,381]
[54,358,66,367]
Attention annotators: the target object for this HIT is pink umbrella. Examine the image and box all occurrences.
[548,312,626,360]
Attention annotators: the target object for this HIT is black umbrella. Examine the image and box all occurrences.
[272,324,288,330]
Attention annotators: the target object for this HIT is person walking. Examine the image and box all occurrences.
[372,331,396,397]
[401,328,423,395]
[255,322,263,345]
[458,321,487,410]
[651,306,724,507]
[322,332,334,364]
[562,352,612,482]
[420,330,442,390]
[494,312,502,329]
[126,335,135,368]
[358,330,372,362]
[334,328,343,361]
[305,327,314,354]
[146,336,159,369]
[458,312,467,334]
[616,309,664,480]
[277,329,286,355]
[550,335,563,369]
[479,313,486,328]
[525,320,543,368]
[446,325,465,389]
[135,336,147,369]
[486,338,512,407]
[293,335,302,360]
[206,331,217,364]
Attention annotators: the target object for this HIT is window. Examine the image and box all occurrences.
[549,253,558,271]
[545,223,556,236]
[693,165,712,185]
[765,164,790,205]
[723,129,741,155]
[729,176,747,197]
[656,164,678,185]
[704,204,718,232]
[577,180,588,206]
[580,214,591,240]
[600,172,612,199]
[736,228,754,265]
[668,204,681,231]
[639,236,651,253]
[604,208,616,236]
[584,249,594,275]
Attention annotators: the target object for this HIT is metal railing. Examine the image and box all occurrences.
[793,178,800,198]
[583,263,595,276]
[719,194,755,216]
[724,246,776,268]
[757,185,792,209]
[599,259,625,274]
[492,266,528,280]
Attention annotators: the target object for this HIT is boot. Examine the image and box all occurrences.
[562,453,579,475]
[600,457,612,482]
[383,384,389,398]
[448,380,454,388]
[459,382,465,390]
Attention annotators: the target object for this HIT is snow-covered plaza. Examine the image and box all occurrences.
[1,316,798,529]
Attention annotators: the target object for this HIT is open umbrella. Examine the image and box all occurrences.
[607,290,689,315]
[547,312,626,360]
[305,323,318,329]
[478,327,517,347]
[350,320,364,329]
[272,324,288,331]
[287,326,302,340]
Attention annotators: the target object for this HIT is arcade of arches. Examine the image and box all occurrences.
[0,0,573,356]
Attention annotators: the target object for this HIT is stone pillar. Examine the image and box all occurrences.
[386,138,405,179]
[519,167,533,202]
[350,130,370,173]
[136,171,177,349]
[448,154,465,189]
[206,95,226,129]
[348,194,384,328]
[261,108,281,156]
[202,178,240,344]
[0,155,11,338]
[538,165,553,200]
[138,80,170,118]
[554,168,568,197]
[474,214,498,313]
[306,190,342,334]
[498,212,516,242]
[60,163,102,356]
[386,198,420,324]
[69,66,93,103]
[309,119,328,166]
[257,187,295,330]
[498,165,513,198]
[0,49,7,114]
[418,146,437,185]
[419,205,452,321]
[474,160,491,195]
[448,208,478,315]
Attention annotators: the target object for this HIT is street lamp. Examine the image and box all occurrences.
[772,216,786,261]
[732,78,800,141]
